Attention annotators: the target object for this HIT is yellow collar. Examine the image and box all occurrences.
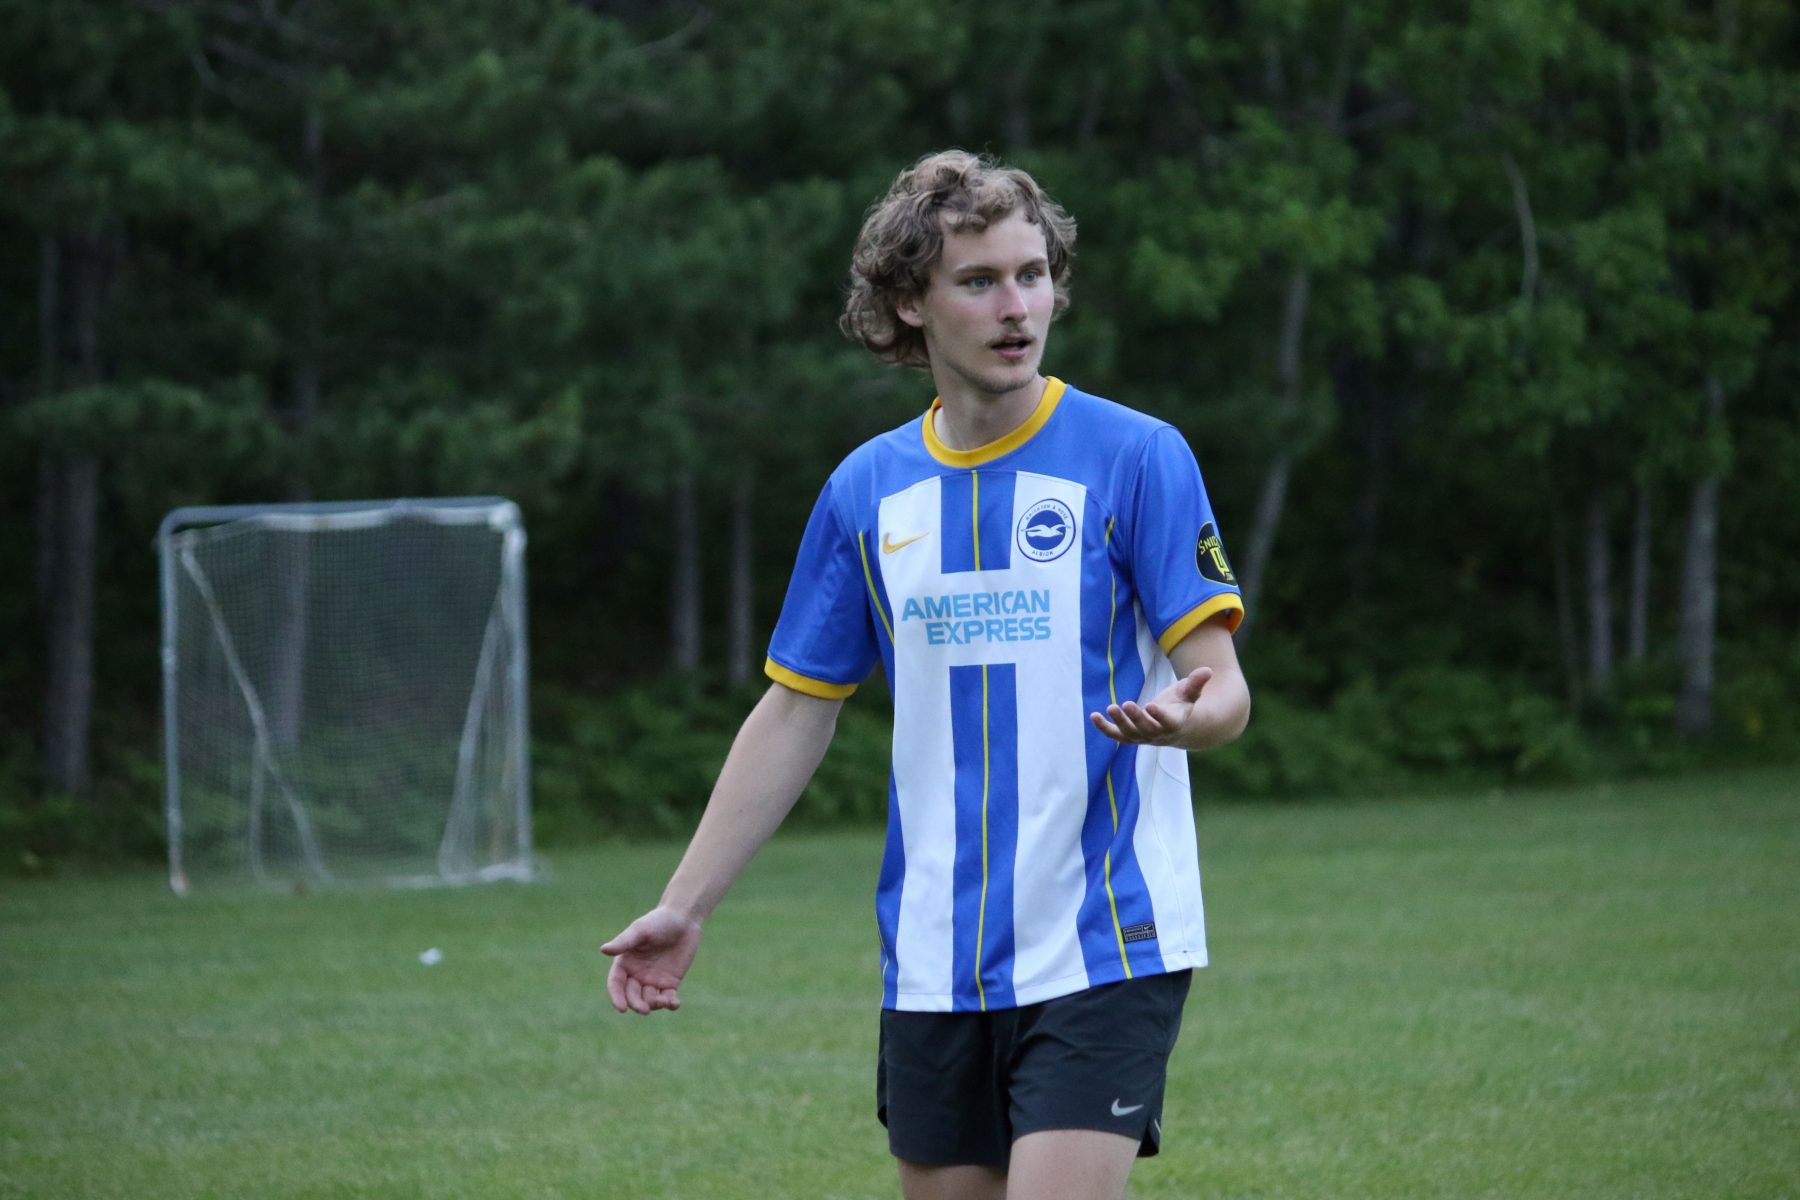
[922,377,1067,468]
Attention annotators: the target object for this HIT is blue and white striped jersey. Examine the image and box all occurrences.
[765,378,1243,1013]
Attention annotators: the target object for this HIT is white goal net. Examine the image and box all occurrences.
[158,498,532,892]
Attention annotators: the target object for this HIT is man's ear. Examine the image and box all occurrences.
[894,289,926,329]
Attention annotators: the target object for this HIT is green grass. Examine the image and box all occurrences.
[3,768,1797,1198]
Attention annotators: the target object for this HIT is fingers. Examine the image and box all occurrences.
[1091,706,1149,743]
[1091,669,1214,745]
[1089,701,1177,745]
[1118,700,1176,742]
[608,961,682,1015]
[605,934,685,1016]
[606,956,629,1013]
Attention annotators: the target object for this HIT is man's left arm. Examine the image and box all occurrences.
[1088,616,1250,750]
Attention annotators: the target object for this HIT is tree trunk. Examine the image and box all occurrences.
[43,457,98,795]
[1501,153,1540,305]
[999,11,1047,150]
[270,100,325,750]
[1626,482,1651,663]
[1235,266,1310,645]
[1674,376,1724,735]
[42,231,110,795]
[285,97,325,464]
[1236,458,1290,646]
[727,470,754,687]
[1584,492,1613,694]
[1549,498,1583,711]
[33,236,60,615]
[669,472,701,673]
[1343,355,1391,606]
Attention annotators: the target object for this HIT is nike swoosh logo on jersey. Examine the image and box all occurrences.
[1111,1100,1144,1117]
[882,531,928,554]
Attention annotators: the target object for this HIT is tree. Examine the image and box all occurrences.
[2,1,291,794]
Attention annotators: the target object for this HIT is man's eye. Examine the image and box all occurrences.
[966,277,991,289]
[1021,270,1042,284]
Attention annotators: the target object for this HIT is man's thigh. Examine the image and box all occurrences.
[1006,1129,1139,1200]
[897,1161,1007,1200]
[894,1132,1139,1200]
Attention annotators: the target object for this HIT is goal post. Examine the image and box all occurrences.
[158,497,533,892]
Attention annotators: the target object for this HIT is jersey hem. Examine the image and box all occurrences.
[763,657,858,699]
[886,951,1208,1012]
[1156,593,1244,652]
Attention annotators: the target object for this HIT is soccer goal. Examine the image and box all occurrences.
[158,497,532,893]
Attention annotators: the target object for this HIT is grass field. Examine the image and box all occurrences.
[3,768,1797,1199]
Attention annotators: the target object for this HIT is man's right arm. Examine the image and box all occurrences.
[600,680,844,1015]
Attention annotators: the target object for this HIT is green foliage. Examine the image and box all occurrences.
[9,378,279,461]
[1206,669,1592,800]
[530,680,894,841]
[532,683,737,840]
[1201,692,1392,799]
[0,723,163,870]
[1,0,1796,850]
[1344,667,1594,780]
[1711,634,1800,752]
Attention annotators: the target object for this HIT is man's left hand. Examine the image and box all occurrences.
[1089,665,1214,746]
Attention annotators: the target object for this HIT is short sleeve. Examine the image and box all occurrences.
[765,478,880,698]
[1127,427,1245,652]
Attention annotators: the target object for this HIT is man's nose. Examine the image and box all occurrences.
[996,279,1028,321]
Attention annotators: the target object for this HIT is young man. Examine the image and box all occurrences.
[603,150,1251,1200]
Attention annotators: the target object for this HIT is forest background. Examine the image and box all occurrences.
[2,0,1796,860]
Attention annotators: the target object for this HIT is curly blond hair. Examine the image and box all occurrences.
[839,150,1077,369]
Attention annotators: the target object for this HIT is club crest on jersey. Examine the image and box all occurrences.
[1016,499,1077,563]
[1196,522,1235,585]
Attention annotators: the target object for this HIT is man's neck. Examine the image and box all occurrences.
[931,374,1047,452]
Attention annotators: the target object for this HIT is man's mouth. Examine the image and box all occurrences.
[991,335,1032,360]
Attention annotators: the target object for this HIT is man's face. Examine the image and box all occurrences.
[897,210,1054,399]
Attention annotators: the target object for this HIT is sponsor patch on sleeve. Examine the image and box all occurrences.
[1196,522,1236,586]
[1121,921,1158,944]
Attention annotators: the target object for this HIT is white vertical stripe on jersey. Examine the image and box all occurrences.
[880,476,957,1009]
[1005,471,1094,1002]
[1130,603,1209,967]
[1147,747,1208,964]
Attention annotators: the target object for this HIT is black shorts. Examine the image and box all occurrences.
[876,970,1192,1169]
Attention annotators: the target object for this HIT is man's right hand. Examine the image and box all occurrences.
[601,906,702,1015]
[596,683,842,1018]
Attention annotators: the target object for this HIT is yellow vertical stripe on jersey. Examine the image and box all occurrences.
[976,662,991,1012]
[1102,517,1132,978]
[971,470,982,571]
[857,531,896,643]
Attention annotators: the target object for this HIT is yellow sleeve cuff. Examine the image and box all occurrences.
[764,657,858,699]
[1157,593,1245,653]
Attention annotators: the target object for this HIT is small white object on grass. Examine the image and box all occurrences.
[419,948,443,966]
